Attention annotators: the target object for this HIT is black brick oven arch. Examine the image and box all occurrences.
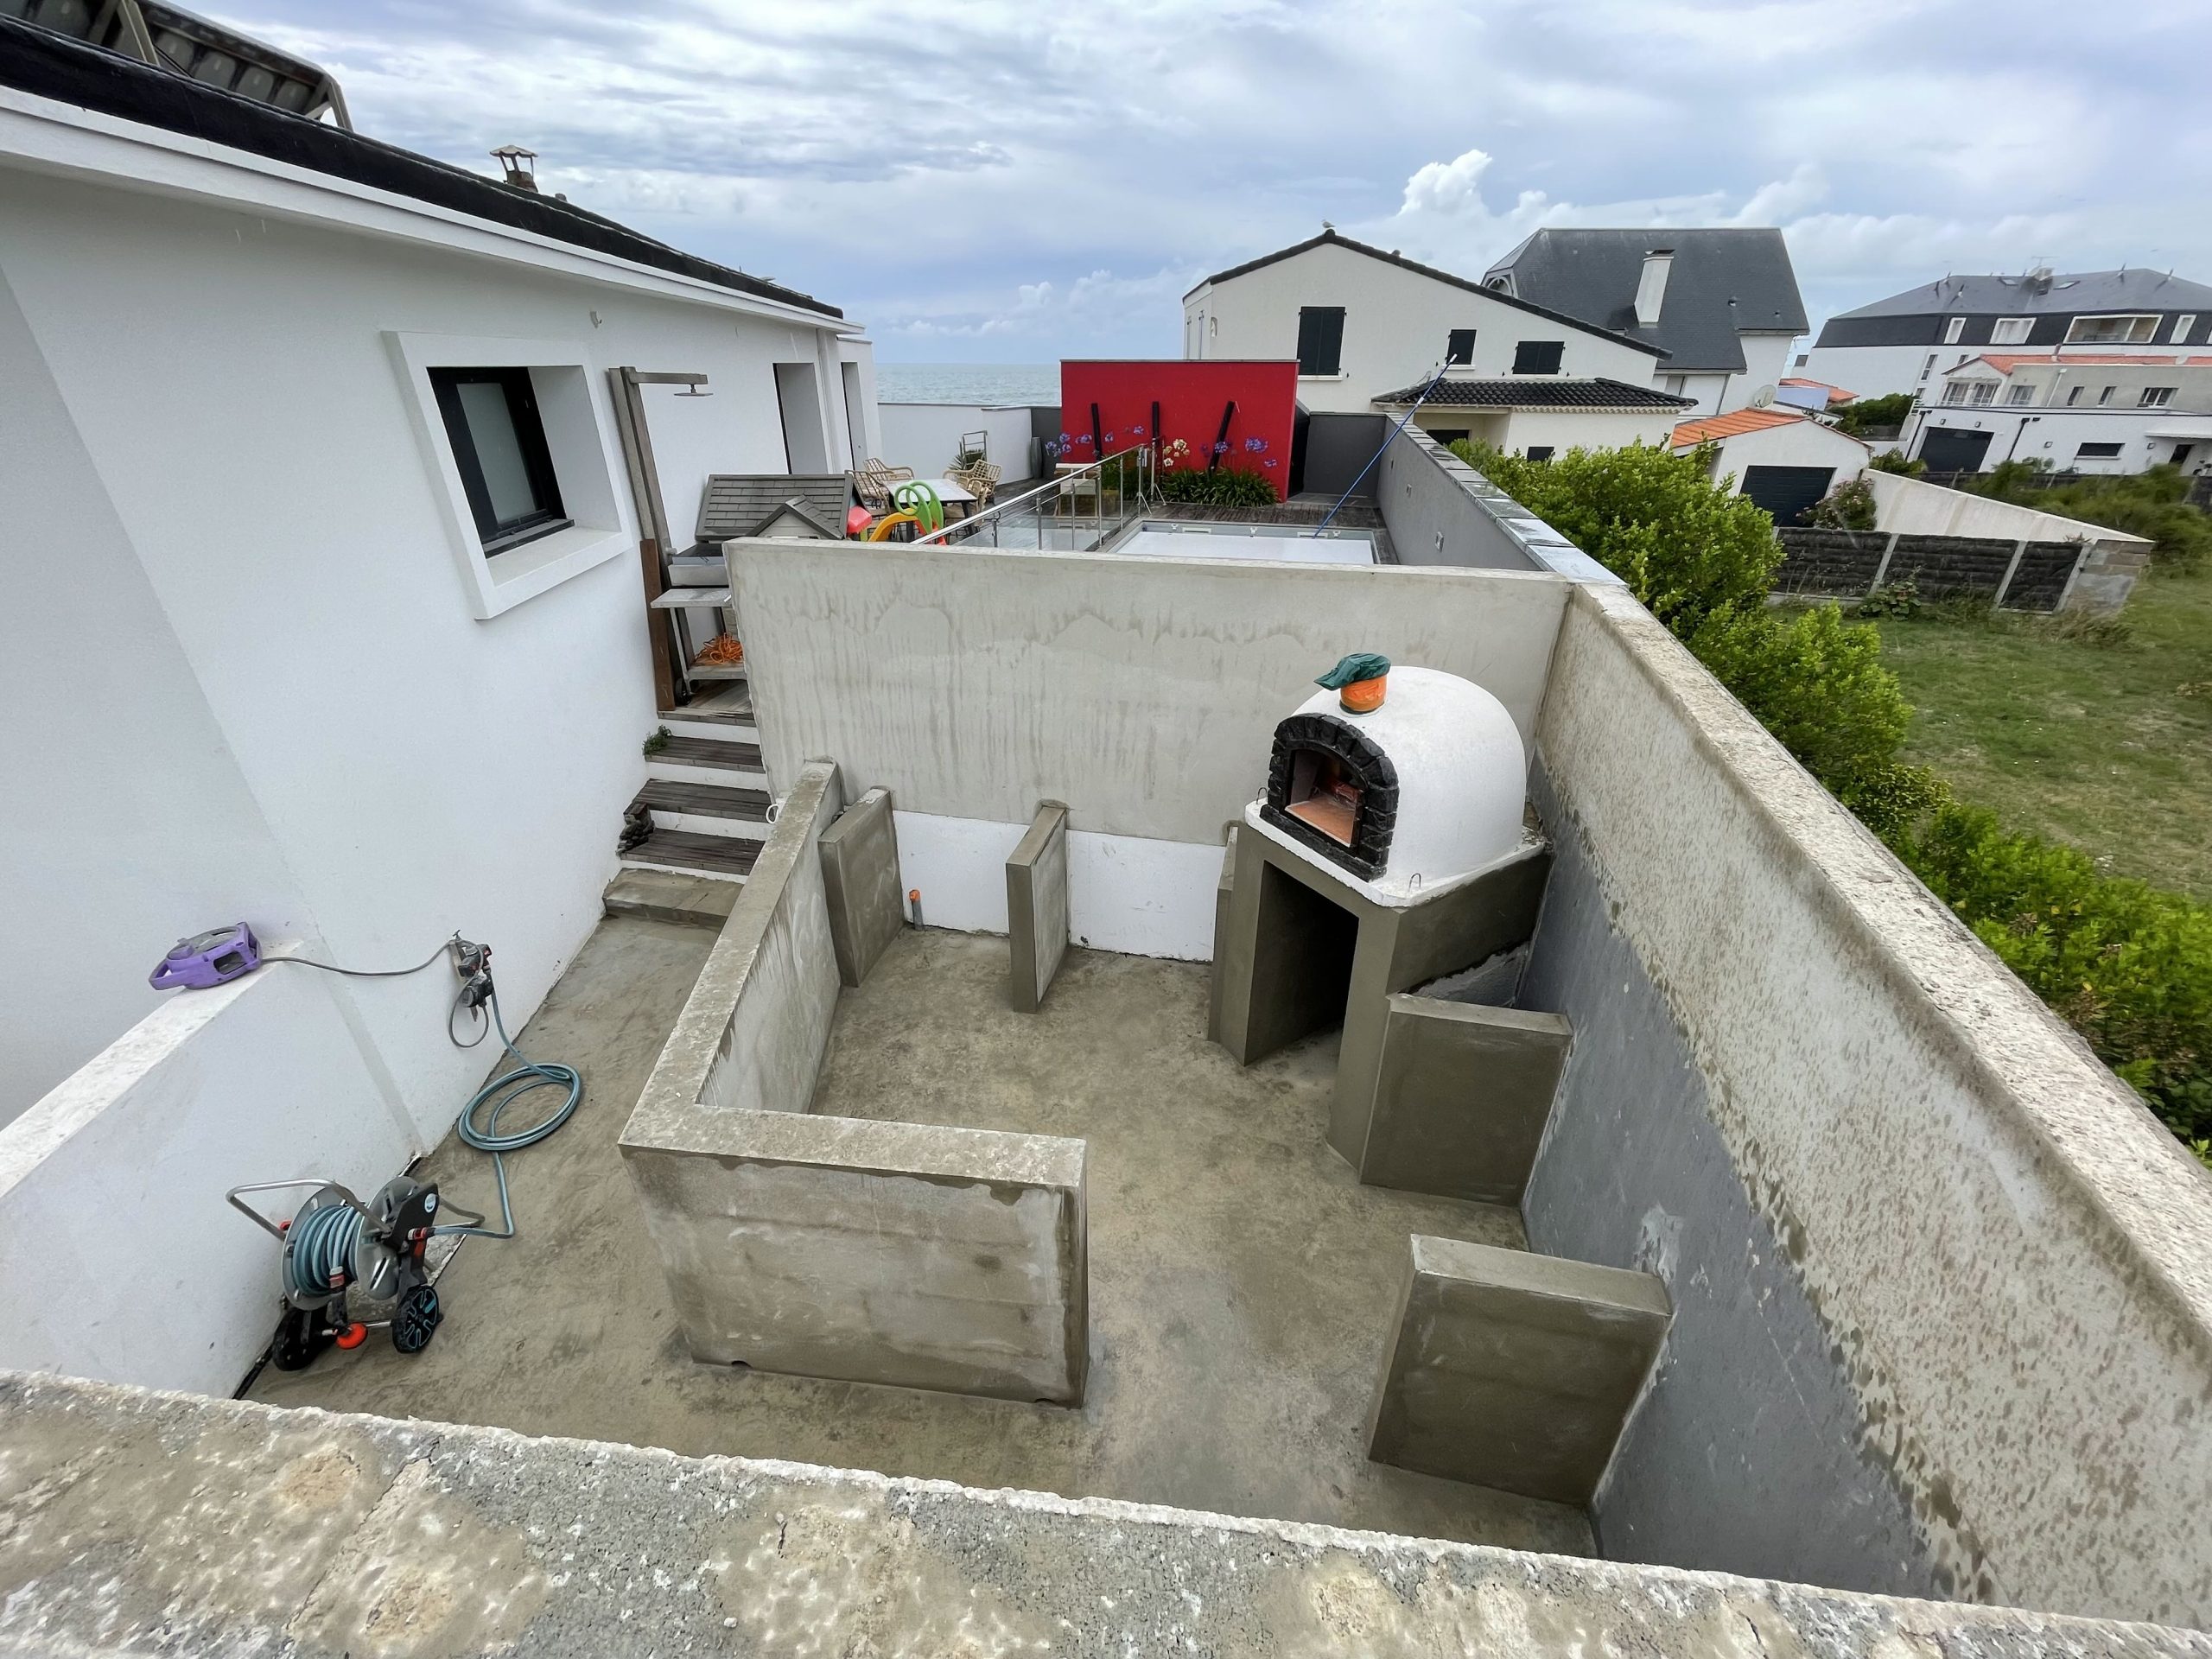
[1261,712,1401,880]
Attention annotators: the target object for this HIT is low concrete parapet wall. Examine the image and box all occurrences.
[1360,995,1570,1203]
[7,1366,2202,1659]
[620,1108,1089,1403]
[1527,581,2212,1620]
[1367,1235,1670,1507]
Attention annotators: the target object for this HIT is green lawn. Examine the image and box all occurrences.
[1868,566,2212,903]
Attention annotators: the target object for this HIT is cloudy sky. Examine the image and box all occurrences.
[222,1,2208,360]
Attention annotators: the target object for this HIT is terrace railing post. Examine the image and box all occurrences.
[1993,537,2030,612]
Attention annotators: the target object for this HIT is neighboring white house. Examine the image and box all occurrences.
[1799,267,2212,401]
[0,34,876,1130]
[1373,376,1694,460]
[1907,353,2212,475]
[1182,229,1669,414]
[1481,228,1808,418]
[1669,407,1868,523]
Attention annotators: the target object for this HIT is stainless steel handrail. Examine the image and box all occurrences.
[912,445,1158,550]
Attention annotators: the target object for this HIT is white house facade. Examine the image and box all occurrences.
[1482,228,1808,419]
[1800,268,2212,402]
[0,41,875,1130]
[1907,353,2212,475]
[1183,230,1667,415]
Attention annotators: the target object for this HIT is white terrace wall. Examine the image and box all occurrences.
[0,119,855,1135]
[0,961,414,1395]
[878,402,1037,480]
[1523,582,2212,1626]
[727,539,1569,955]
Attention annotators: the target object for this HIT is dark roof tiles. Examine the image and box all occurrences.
[1373,377,1695,410]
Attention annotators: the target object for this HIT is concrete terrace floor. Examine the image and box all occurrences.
[252,916,1591,1555]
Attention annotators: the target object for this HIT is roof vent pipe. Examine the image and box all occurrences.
[1635,248,1675,328]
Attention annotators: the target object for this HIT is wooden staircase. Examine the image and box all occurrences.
[605,683,773,927]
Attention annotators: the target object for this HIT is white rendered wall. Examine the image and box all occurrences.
[0,159,850,1147]
[1907,405,2212,474]
[1188,241,1662,412]
[1800,342,1971,400]
[1732,334,1796,407]
[1864,470,2151,551]
[878,403,1036,480]
[0,963,414,1394]
[894,812,1221,961]
[1659,372,1732,417]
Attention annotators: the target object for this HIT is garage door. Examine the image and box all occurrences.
[1739,465,1836,527]
[1917,427,1993,474]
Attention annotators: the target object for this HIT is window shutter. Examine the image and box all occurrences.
[1296,307,1345,376]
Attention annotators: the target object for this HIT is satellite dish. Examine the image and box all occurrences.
[1750,385,1776,408]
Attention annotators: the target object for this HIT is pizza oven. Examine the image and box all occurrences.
[1256,663,1527,897]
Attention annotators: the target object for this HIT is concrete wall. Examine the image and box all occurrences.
[1367,1235,1670,1507]
[1865,470,2150,613]
[1187,238,1661,412]
[1361,995,1570,1204]
[637,762,844,1122]
[9,1370,2205,1659]
[1377,427,1618,582]
[0,961,413,1395]
[1007,803,1071,1013]
[818,786,904,988]
[0,133,856,1139]
[1301,410,1387,498]
[620,1109,1088,1403]
[1523,582,2212,1625]
[878,402,1037,479]
[731,537,1568,846]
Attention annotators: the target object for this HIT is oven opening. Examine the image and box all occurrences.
[1286,749,1362,848]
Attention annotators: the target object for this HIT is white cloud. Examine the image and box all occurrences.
[203,0,2212,356]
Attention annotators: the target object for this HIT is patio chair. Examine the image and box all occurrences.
[948,457,1001,505]
[855,458,913,512]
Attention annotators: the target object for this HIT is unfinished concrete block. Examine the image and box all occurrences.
[1361,995,1572,1203]
[1368,1234,1669,1507]
[1007,800,1070,1014]
[620,1109,1088,1404]
[1213,825,1554,1167]
[818,785,903,987]
[1206,827,1237,1046]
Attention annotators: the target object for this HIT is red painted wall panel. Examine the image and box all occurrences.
[1058,359,1298,499]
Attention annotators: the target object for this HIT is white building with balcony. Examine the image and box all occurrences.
[1907,353,2212,474]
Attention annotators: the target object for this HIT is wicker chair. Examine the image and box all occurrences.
[947,457,1001,505]
[853,458,914,513]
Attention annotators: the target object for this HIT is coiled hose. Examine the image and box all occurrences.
[285,1200,365,1300]
[436,988,582,1241]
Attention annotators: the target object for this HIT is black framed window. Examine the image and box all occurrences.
[1511,340,1564,375]
[2075,442,2124,459]
[428,367,569,554]
[1525,446,1556,462]
[1446,327,1478,366]
[1296,306,1345,376]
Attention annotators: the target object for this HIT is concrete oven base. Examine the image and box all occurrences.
[1212,818,1553,1166]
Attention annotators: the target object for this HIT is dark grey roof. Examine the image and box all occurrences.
[1482,229,1807,373]
[0,17,842,320]
[1187,230,1668,358]
[1829,268,2212,320]
[1372,378,1695,410]
[696,475,855,543]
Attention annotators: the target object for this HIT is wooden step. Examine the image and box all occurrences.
[663,683,753,725]
[620,829,761,879]
[631,779,771,823]
[651,734,763,771]
[601,869,741,930]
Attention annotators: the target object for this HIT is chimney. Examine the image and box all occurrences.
[1635,247,1674,328]
[491,144,539,193]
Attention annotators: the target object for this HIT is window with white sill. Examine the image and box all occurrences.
[2141,386,2177,407]
[1991,317,2033,346]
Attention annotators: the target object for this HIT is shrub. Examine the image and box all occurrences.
[1970,462,2211,570]
[1453,440,1780,634]
[1808,475,1877,531]
[1155,466,1279,506]
[1686,603,1947,840]
[1867,450,1926,477]
[1855,575,1923,619]
[1834,391,1912,437]
[1898,805,2212,1151]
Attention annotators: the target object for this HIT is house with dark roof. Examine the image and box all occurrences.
[1800,267,2212,401]
[1481,228,1808,418]
[1183,228,1688,456]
